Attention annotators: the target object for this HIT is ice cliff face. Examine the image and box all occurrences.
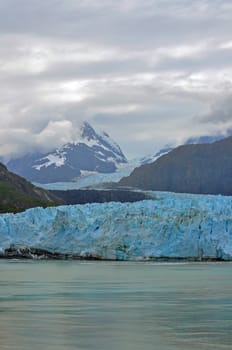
[0,192,232,260]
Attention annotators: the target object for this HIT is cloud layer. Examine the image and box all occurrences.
[1,0,232,159]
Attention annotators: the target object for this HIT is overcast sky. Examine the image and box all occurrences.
[1,0,232,160]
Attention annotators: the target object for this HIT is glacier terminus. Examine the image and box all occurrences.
[0,191,232,261]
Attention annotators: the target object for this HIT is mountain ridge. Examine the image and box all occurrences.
[7,122,127,183]
[119,135,232,195]
[140,131,232,165]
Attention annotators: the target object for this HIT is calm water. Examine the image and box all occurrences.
[0,261,231,350]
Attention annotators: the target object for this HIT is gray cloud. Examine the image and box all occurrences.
[195,96,232,127]
[1,0,232,159]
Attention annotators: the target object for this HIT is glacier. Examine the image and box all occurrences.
[0,191,232,260]
[35,162,138,190]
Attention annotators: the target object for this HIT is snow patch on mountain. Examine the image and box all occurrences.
[98,130,123,156]
[140,146,173,164]
[33,152,67,170]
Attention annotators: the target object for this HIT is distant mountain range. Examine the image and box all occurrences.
[7,122,127,184]
[119,136,232,196]
[4,123,232,216]
[5,123,232,191]
[140,131,232,165]
[0,162,61,213]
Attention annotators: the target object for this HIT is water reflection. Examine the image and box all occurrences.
[0,261,231,350]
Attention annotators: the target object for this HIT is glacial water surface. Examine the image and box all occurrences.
[0,261,231,350]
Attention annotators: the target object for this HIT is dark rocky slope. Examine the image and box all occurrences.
[51,188,149,205]
[0,163,62,213]
[119,136,232,195]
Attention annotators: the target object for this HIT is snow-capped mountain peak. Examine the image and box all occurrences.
[80,121,97,141]
[7,121,127,183]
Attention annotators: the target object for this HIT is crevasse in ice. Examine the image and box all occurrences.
[0,192,232,260]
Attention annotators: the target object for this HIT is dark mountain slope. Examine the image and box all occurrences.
[0,163,62,213]
[119,136,232,195]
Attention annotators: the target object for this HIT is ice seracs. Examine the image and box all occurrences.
[0,192,232,260]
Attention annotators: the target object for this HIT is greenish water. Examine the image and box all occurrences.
[0,261,231,350]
